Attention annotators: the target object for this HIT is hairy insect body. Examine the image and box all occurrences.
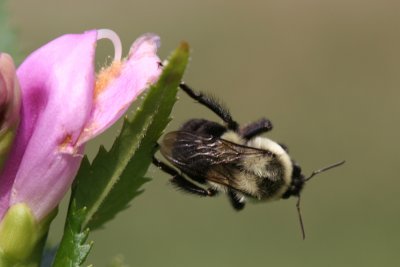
[160,119,295,204]
[223,132,293,200]
[153,83,344,239]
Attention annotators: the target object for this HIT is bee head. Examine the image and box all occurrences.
[281,162,306,199]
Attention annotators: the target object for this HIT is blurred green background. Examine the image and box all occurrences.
[4,0,400,266]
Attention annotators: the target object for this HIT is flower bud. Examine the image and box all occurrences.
[0,203,56,266]
[0,53,21,171]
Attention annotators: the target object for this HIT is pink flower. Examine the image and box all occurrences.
[0,29,161,222]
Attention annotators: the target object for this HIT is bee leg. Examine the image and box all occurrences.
[179,83,239,131]
[152,155,216,197]
[180,119,227,137]
[171,174,217,197]
[152,154,178,176]
[239,118,273,139]
[227,189,246,211]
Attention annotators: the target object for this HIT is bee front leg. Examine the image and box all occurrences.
[179,83,239,131]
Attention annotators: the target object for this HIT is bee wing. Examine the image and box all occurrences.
[160,131,266,187]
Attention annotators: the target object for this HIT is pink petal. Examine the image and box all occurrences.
[0,30,97,221]
[77,33,162,145]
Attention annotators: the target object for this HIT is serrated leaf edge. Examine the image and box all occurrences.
[82,113,155,228]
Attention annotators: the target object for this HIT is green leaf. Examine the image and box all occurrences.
[53,43,189,266]
[52,201,92,267]
[79,42,189,230]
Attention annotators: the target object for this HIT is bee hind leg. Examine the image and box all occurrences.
[171,174,218,197]
[152,155,217,197]
[152,154,177,176]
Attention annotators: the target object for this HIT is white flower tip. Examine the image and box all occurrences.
[129,33,161,59]
[97,29,123,62]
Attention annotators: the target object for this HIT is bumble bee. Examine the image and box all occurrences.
[153,83,344,239]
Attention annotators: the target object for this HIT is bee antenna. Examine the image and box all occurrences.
[296,195,306,240]
[305,160,345,182]
[296,160,345,239]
